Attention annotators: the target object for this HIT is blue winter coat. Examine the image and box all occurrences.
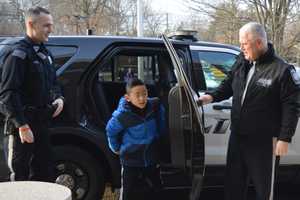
[106,97,165,167]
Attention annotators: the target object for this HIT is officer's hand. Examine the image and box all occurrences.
[198,94,213,105]
[275,140,289,156]
[19,124,34,143]
[52,98,64,118]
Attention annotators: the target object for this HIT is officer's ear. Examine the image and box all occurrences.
[256,38,264,50]
[26,17,36,30]
[28,20,35,29]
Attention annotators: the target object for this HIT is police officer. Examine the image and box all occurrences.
[0,7,64,182]
[199,22,300,200]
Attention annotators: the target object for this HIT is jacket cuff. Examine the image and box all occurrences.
[279,126,296,143]
[56,96,65,103]
[10,113,27,128]
[108,139,120,153]
[278,135,292,143]
[109,145,120,153]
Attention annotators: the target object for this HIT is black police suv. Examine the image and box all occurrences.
[1,35,299,200]
[0,36,208,200]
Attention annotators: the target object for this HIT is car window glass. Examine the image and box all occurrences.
[0,44,9,66]
[99,54,160,85]
[198,51,237,90]
[46,46,77,69]
[96,49,176,112]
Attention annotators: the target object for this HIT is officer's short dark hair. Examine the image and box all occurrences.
[25,6,51,22]
[126,78,145,94]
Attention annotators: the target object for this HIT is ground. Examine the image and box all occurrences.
[102,183,300,200]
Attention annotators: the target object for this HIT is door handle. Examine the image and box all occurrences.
[213,104,232,110]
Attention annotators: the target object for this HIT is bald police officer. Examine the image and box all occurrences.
[0,7,64,182]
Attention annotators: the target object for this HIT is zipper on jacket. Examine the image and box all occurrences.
[241,67,257,107]
[126,105,156,167]
[143,119,148,167]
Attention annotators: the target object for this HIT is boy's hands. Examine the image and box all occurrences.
[114,151,120,155]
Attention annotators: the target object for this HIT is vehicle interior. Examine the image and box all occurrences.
[86,44,205,189]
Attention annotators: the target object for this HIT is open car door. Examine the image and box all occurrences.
[162,35,205,200]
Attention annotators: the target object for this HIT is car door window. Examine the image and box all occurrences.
[97,49,176,113]
[191,49,238,166]
[46,46,77,69]
[197,51,237,90]
[98,54,159,85]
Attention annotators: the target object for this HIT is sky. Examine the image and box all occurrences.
[150,0,210,31]
[150,0,190,16]
[150,0,195,30]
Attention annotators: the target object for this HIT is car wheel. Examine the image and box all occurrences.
[53,145,105,200]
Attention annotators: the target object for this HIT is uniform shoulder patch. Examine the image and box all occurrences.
[289,66,300,85]
[11,49,27,60]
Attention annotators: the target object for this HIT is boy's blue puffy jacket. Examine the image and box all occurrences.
[106,97,165,167]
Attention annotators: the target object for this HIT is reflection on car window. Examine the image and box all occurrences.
[198,51,237,90]
[47,46,77,69]
[0,44,9,66]
[98,54,160,85]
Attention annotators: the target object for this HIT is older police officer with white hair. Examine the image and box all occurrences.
[199,22,300,200]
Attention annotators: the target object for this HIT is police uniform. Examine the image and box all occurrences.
[209,43,300,200]
[0,35,63,182]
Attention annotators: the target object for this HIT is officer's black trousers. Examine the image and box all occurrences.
[224,133,279,200]
[3,121,54,182]
[120,165,161,200]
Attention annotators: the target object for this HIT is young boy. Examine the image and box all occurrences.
[106,78,165,200]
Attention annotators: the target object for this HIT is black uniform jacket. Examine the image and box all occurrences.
[209,43,300,142]
[0,36,62,128]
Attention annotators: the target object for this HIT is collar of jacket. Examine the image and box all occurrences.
[128,102,147,117]
[254,43,275,65]
[124,100,155,119]
[23,35,45,51]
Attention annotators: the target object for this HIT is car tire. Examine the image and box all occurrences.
[53,145,105,200]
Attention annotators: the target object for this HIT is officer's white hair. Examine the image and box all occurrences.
[25,6,50,23]
[240,22,268,49]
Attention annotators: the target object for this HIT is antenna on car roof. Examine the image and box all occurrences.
[167,30,199,42]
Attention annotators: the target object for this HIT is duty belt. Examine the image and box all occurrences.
[25,104,57,121]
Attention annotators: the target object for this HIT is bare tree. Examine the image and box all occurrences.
[186,0,249,45]
[0,1,21,35]
[98,0,163,36]
[99,0,133,35]
[241,0,300,55]
[121,0,137,35]
[8,0,47,32]
[187,0,300,58]
[142,0,164,37]
[49,0,139,35]
[68,0,107,33]
[49,0,108,35]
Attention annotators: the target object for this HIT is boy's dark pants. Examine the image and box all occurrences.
[121,165,161,200]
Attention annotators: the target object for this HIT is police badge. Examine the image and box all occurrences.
[290,66,300,85]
